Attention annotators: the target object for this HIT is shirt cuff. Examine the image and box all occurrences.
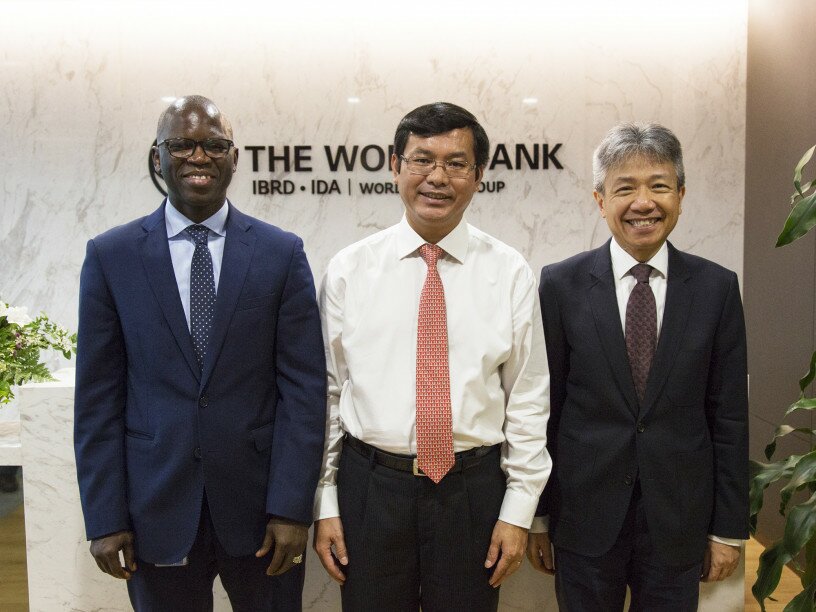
[497,489,539,529]
[529,515,549,534]
[708,534,743,547]
[313,485,340,521]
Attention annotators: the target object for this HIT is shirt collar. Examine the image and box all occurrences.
[609,238,669,280]
[394,215,469,263]
[165,199,229,239]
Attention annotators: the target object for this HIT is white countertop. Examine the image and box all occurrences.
[0,369,74,465]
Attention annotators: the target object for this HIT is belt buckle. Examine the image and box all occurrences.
[412,458,427,477]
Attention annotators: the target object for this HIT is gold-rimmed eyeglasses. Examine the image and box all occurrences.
[400,155,476,178]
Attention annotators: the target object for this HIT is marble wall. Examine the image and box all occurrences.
[1,2,746,328]
[1,1,748,610]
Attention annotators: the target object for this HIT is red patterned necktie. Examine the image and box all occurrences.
[625,263,656,401]
[416,243,455,483]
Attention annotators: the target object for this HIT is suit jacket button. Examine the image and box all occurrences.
[199,395,208,408]
[624,475,633,486]
[637,422,645,433]
[193,447,202,460]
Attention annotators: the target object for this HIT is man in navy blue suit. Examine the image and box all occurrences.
[74,95,326,611]
[526,123,748,611]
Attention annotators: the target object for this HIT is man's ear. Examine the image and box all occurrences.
[593,190,606,218]
[391,153,401,180]
[152,147,162,176]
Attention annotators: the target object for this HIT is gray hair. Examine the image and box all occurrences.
[592,122,684,193]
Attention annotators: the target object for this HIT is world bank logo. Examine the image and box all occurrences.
[148,139,167,196]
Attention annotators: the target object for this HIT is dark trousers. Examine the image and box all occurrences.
[337,441,505,612]
[127,497,304,612]
[554,485,702,612]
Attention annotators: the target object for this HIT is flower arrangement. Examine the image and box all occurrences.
[0,301,76,404]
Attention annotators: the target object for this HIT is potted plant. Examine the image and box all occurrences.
[750,144,816,611]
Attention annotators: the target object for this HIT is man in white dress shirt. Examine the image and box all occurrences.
[312,102,551,612]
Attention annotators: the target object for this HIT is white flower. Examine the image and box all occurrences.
[0,302,7,317]
[6,306,32,326]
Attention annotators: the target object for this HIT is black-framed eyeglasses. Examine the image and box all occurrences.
[157,138,234,159]
[400,155,476,178]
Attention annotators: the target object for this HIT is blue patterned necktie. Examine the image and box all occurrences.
[185,225,216,371]
[625,263,656,401]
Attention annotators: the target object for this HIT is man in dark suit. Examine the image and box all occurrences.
[74,95,326,611]
[526,123,748,611]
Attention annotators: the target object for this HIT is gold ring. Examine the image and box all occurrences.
[292,554,303,564]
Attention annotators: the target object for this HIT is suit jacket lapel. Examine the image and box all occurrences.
[200,203,256,388]
[588,242,639,414]
[640,243,693,418]
[138,202,201,382]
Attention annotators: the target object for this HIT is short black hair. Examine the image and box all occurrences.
[393,102,489,170]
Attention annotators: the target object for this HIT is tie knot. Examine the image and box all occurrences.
[185,224,209,246]
[630,263,652,284]
[419,243,443,268]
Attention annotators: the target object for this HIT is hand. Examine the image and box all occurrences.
[313,517,349,584]
[701,540,740,582]
[255,517,308,576]
[484,520,528,587]
[526,531,555,575]
[90,530,137,579]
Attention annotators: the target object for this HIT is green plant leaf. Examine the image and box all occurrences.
[792,180,816,206]
[778,192,816,247]
[793,145,816,197]
[766,425,816,460]
[780,451,816,514]
[805,533,816,591]
[751,456,803,525]
[800,351,816,393]
[785,397,816,417]
[783,576,816,612]
[754,539,793,609]
[783,491,816,561]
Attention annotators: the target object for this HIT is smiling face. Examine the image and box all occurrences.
[594,155,685,262]
[152,98,238,223]
[391,128,482,244]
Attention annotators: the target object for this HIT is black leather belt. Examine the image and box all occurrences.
[344,435,499,477]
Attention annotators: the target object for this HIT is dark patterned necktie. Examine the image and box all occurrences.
[185,225,216,372]
[415,243,455,483]
[625,263,656,401]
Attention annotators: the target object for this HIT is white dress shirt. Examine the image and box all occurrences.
[315,216,551,529]
[531,238,740,546]
[164,200,228,329]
